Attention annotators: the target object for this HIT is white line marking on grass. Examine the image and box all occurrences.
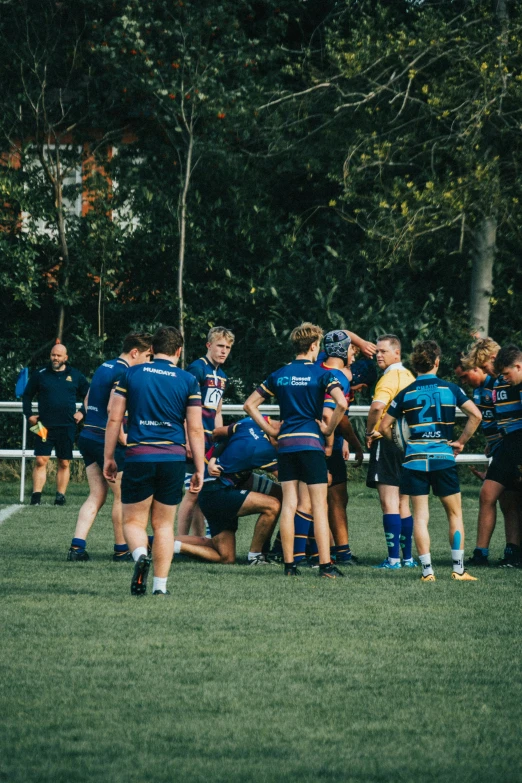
[0,505,22,526]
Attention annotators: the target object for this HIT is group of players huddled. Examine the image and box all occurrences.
[22,323,522,596]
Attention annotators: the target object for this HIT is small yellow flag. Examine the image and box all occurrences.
[30,422,48,442]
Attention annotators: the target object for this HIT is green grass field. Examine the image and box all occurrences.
[0,480,521,783]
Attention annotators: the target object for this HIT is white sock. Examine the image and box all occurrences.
[174,540,182,554]
[152,577,167,593]
[389,557,400,566]
[451,549,464,575]
[419,553,434,577]
[132,546,148,562]
[248,551,262,561]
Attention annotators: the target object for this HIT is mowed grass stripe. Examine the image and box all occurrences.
[0,482,520,783]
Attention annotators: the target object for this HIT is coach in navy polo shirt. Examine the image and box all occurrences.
[104,326,205,597]
[22,343,89,507]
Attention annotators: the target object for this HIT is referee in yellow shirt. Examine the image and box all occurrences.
[365,335,417,569]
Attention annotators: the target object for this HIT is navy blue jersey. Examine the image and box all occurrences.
[473,375,502,452]
[22,364,89,427]
[320,362,351,452]
[209,417,277,488]
[114,358,201,462]
[492,376,522,436]
[186,357,227,449]
[81,357,129,444]
[388,374,469,472]
[256,359,342,453]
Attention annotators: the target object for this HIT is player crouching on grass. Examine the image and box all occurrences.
[104,326,205,597]
[174,416,281,565]
[244,322,348,579]
[379,340,482,582]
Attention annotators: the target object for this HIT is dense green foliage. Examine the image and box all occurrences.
[1,1,521,423]
[0,485,520,782]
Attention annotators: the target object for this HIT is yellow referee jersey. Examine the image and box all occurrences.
[372,362,415,435]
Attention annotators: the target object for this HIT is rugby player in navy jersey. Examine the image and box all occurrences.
[177,326,235,537]
[466,343,522,568]
[67,333,152,562]
[320,330,363,564]
[456,339,522,568]
[174,417,281,564]
[244,322,348,578]
[104,326,205,597]
[380,340,481,582]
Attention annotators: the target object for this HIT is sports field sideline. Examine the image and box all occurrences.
[0,480,521,783]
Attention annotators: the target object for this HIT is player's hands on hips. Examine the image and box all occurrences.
[103,459,118,482]
[317,418,333,437]
[189,471,204,494]
[28,415,38,426]
[73,411,84,424]
[449,440,464,456]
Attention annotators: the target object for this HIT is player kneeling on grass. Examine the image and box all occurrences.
[67,332,152,562]
[379,340,482,582]
[174,417,281,564]
[244,322,348,579]
[104,326,205,597]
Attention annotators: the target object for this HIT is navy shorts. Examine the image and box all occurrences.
[278,450,328,484]
[121,461,185,506]
[486,433,522,491]
[366,437,403,489]
[79,434,126,473]
[198,481,250,536]
[326,449,347,487]
[33,425,75,460]
[399,466,460,497]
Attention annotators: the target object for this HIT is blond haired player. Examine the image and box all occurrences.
[366,334,416,569]
[177,326,235,537]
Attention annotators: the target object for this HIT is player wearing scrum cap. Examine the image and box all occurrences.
[320,330,363,564]
[366,335,416,569]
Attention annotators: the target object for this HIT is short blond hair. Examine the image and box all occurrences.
[462,337,500,370]
[290,322,323,354]
[207,326,235,345]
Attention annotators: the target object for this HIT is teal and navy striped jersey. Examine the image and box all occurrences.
[473,375,502,453]
[186,357,227,450]
[256,359,342,453]
[114,358,201,462]
[82,357,129,443]
[387,374,469,472]
[492,376,522,436]
[320,362,351,453]
[209,417,277,488]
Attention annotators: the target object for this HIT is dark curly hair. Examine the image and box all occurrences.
[410,340,441,374]
[494,344,522,376]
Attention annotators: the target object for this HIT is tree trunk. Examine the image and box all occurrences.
[470,216,496,337]
[177,131,193,368]
[54,147,71,344]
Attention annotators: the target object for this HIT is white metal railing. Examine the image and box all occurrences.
[0,401,488,504]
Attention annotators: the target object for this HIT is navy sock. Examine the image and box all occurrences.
[400,515,414,560]
[383,514,401,560]
[148,535,154,547]
[114,543,128,553]
[293,510,312,563]
[71,537,86,551]
[308,522,319,565]
[333,544,352,562]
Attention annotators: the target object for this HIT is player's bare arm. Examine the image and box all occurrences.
[243,391,280,438]
[186,406,205,493]
[366,401,386,446]
[317,387,347,436]
[346,331,377,358]
[378,412,395,441]
[103,393,126,482]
